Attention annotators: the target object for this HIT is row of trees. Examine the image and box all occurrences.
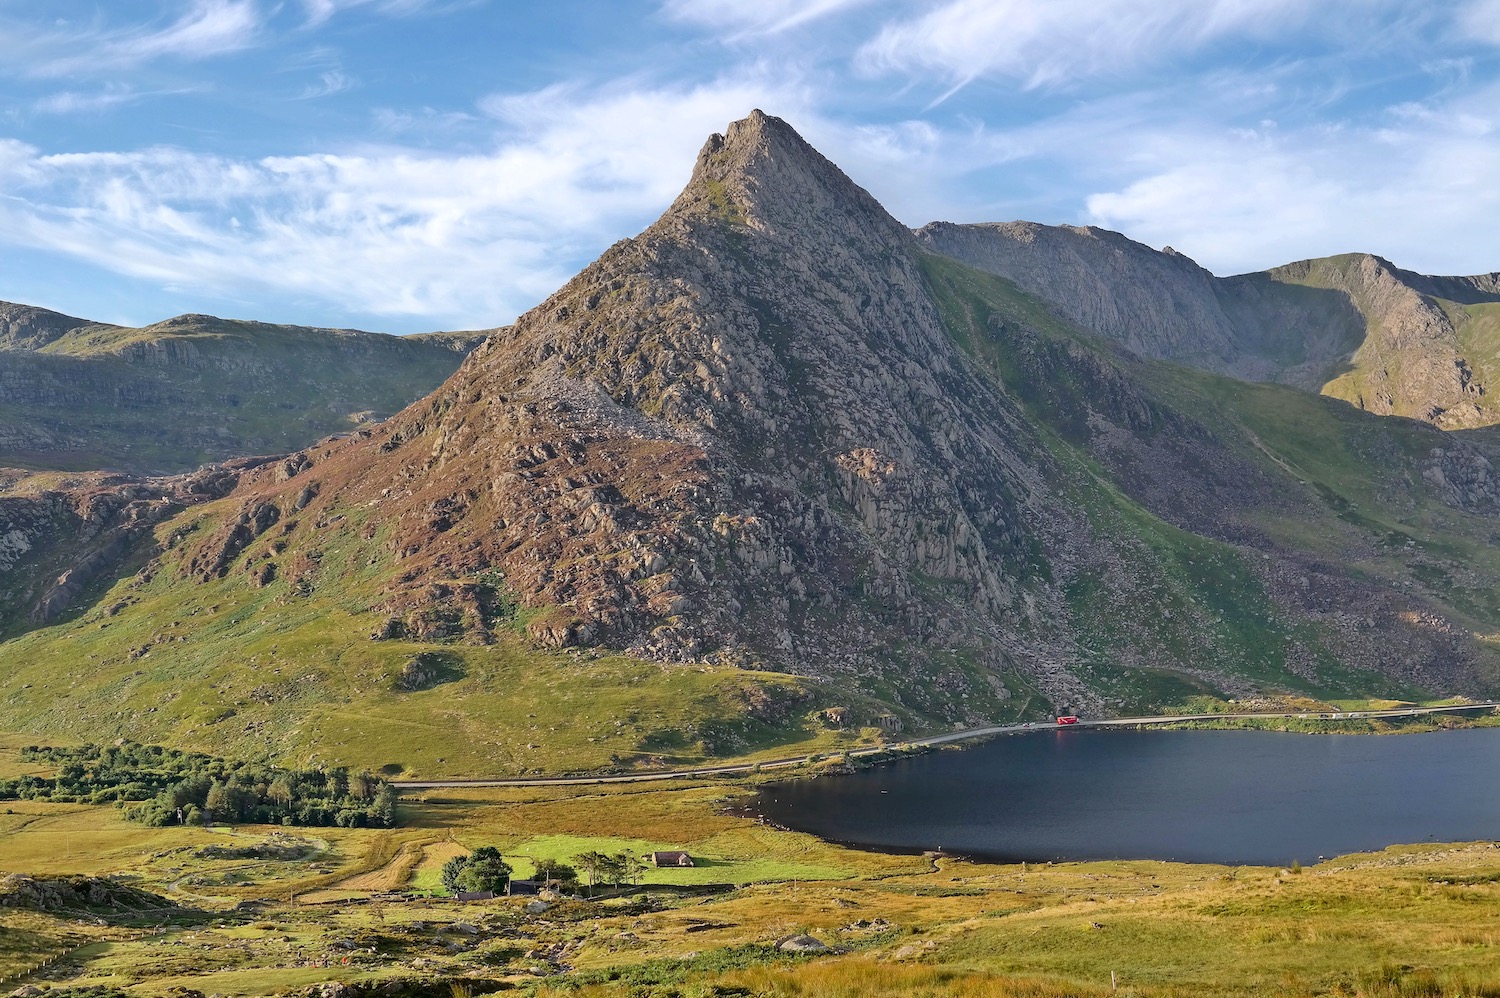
[0,742,398,829]
[439,845,650,898]
[573,850,645,892]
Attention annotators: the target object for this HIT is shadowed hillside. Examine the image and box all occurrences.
[0,303,487,475]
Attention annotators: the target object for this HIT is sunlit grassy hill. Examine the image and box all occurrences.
[3,731,1500,998]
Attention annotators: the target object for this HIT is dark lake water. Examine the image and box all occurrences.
[751,727,1500,866]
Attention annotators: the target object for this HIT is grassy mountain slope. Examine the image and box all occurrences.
[1,112,1497,776]
[0,306,486,475]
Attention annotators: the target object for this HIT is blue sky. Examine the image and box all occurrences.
[1,0,1497,334]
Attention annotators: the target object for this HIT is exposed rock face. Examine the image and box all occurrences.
[1254,255,1494,429]
[0,301,97,351]
[917,221,1248,374]
[1422,439,1500,513]
[0,462,256,628]
[919,224,1500,428]
[3,111,1498,759]
[0,874,178,914]
[185,111,1081,716]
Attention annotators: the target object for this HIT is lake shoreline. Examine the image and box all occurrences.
[752,725,1500,867]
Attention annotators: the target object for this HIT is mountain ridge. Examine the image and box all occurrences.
[0,305,489,476]
[919,222,1500,430]
[2,111,1499,775]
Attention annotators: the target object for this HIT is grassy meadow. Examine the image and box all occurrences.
[4,734,1500,997]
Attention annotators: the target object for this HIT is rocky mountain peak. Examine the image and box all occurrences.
[669,110,911,247]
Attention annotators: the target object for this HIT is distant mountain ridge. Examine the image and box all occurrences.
[919,222,1500,428]
[0,301,97,351]
[0,304,489,476]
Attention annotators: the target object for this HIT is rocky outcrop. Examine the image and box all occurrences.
[0,874,178,915]
[917,221,1249,374]
[0,301,100,351]
[1421,439,1500,513]
[4,111,1498,744]
[128,110,1497,722]
[1253,254,1494,429]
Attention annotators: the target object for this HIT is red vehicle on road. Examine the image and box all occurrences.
[1055,715,1080,725]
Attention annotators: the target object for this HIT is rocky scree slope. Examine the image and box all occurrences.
[3,112,1500,767]
[920,223,1500,429]
[0,305,486,475]
[0,462,258,630]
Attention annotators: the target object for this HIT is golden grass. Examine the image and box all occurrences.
[5,732,1500,997]
[539,959,1114,997]
[0,802,222,876]
[331,840,427,891]
[0,910,107,980]
[409,840,469,891]
[0,731,71,779]
[724,959,1115,997]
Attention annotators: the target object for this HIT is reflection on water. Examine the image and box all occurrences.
[752,727,1500,865]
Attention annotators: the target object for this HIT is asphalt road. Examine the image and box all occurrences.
[391,701,1500,790]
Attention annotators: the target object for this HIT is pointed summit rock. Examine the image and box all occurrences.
[142,111,1483,715]
[152,110,1079,713]
[669,109,913,247]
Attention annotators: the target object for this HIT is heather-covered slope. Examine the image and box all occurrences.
[920,223,1500,429]
[0,307,486,475]
[2,112,1498,776]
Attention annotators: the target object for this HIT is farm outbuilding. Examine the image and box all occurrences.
[650,850,694,868]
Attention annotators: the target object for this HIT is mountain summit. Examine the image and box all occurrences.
[675,109,915,246]
[3,112,1498,773]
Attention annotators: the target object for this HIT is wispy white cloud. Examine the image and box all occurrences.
[32,1,262,77]
[856,0,1385,91]
[33,86,144,116]
[0,0,1495,333]
[1083,84,1500,276]
[296,70,356,100]
[660,0,874,38]
[1457,0,1500,46]
[372,105,478,135]
[477,74,815,218]
[0,76,811,328]
[298,0,477,28]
